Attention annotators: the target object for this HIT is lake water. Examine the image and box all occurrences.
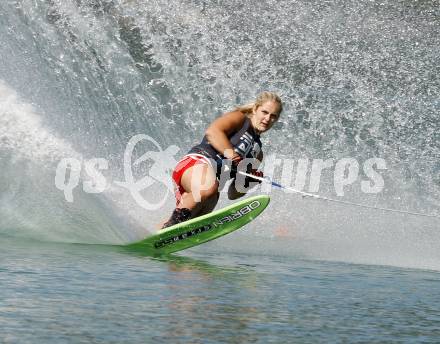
[2,237,440,343]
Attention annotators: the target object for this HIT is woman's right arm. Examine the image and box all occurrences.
[204,111,246,160]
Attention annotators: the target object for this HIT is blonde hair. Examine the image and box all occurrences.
[235,91,283,115]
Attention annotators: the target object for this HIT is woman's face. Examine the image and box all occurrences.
[251,100,281,133]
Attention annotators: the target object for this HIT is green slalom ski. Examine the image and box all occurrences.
[128,195,270,254]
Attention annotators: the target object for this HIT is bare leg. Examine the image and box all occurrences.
[161,163,218,228]
[195,191,220,218]
[177,163,219,214]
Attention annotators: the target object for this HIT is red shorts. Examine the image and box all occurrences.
[172,154,213,206]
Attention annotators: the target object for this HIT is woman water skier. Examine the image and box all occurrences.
[162,91,283,228]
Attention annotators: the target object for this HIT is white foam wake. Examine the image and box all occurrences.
[0,79,82,164]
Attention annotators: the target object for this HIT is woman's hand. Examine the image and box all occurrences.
[227,152,242,179]
[245,169,264,186]
[230,152,243,167]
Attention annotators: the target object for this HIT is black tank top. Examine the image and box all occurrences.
[188,118,262,168]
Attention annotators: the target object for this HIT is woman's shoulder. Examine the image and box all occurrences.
[206,109,247,136]
[222,109,247,119]
[214,110,247,127]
